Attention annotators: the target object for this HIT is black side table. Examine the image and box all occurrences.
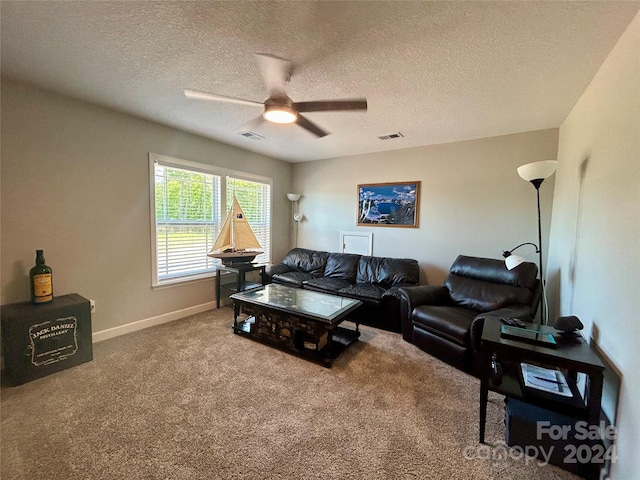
[479,316,604,444]
[1,293,93,385]
[214,263,266,308]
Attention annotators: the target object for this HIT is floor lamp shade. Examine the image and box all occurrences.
[287,193,301,202]
[517,160,557,183]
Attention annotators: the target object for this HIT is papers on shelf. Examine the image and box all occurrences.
[520,363,573,397]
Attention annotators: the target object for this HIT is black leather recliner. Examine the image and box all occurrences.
[398,255,541,377]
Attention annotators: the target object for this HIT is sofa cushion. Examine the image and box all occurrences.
[338,283,388,302]
[303,277,353,294]
[412,305,477,347]
[281,248,329,277]
[271,271,314,287]
[356,256,420,286]
[324,253,360,280]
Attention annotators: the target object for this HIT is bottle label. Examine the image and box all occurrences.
[33,274,53,302]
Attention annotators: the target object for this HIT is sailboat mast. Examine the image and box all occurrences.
[231,202,236,252]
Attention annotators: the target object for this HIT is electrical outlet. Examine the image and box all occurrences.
[90,299,96,314]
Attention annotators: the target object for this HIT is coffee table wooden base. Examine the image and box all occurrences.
[233,304,360,368]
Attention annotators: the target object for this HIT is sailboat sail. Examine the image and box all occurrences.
[208,196,263,264]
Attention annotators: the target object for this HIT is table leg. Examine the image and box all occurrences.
[232,301,240,333]
[237,271,243,294]
[587,371,604,426]
[216,270,221,309]
[479,376,488,443]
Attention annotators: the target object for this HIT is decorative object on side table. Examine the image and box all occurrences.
[554,315,584,334]
[207,196,263,265]
[29,249,53,304]
[357,181,420,227]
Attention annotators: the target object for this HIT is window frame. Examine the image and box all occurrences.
[149,153,272,287]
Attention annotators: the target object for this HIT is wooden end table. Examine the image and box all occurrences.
[214,262,266,308]
[479,316,604,444]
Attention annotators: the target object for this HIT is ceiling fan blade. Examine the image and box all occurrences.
[254,53,293,96]
[296,114,329,138]
[295,98,367,113]
[184,89,263,107]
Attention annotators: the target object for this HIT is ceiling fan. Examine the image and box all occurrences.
[184,53,367,138]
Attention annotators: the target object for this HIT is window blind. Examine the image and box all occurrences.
[154,163,222,281]
[151,154,272,285]
[227,176,271,265]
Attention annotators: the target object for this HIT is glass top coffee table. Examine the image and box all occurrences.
[230,284,362,367]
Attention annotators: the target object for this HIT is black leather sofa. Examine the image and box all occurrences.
[398,255,541,377]
[264,248,420,332]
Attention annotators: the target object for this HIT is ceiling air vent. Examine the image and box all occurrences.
[239,131,265,140]
[378,132,404,140]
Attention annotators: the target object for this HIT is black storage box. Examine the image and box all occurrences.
[1,293,93,385]
[505,397,604,479]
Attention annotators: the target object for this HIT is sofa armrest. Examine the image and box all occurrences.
[381,283,418,300]
[397,285,450,341]
[263,263,293,283]
[469,305,535,351]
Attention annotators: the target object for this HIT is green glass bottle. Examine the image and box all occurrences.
[30,250,53,304]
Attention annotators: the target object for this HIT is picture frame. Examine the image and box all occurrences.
[357,181,420,227]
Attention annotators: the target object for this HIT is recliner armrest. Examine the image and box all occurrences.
[398,285,451,342]
[398,285,450,308]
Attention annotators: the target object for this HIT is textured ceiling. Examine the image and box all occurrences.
[2,1,638,163]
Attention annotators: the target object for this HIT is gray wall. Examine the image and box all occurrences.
[292,129,558,287]
[1,80,292,333]
[547,13,639,480]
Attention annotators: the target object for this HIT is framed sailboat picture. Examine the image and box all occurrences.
[357,181,420,227]
[207,196,263,264]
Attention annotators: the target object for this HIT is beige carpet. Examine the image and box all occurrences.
[1,307,579,480]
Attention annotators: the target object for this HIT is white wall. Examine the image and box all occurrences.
[0,80,292,334]
[547,13,639,480]
[292,129,559,287]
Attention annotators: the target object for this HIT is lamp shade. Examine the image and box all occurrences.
[504,254,526,270]
[517,160,557,182]
[286,193,301,202]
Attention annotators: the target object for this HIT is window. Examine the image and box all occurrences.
[150,153,271,286]
[226,176,271,266]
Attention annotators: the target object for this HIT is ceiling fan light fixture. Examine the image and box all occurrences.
[263,105,297,124]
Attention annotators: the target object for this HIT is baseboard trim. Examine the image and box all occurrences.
[92,301,217,343]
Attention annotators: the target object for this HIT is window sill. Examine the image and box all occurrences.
[152,273,215,290]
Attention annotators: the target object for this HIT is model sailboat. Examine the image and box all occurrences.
[207,196,263,265]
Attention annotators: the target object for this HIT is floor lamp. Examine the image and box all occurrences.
[287,193,301,248]
[507,160,557,325]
